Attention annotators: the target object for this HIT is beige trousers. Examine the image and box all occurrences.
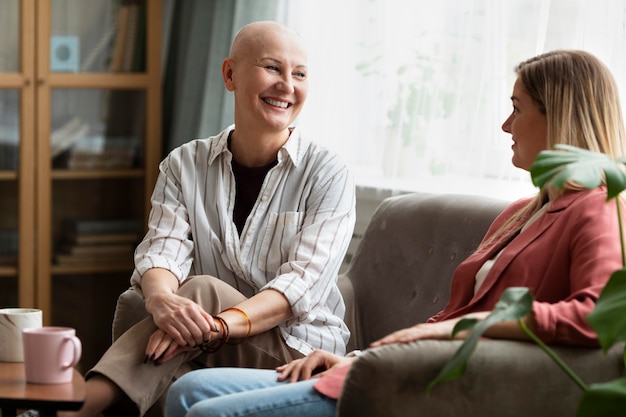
[88,275,303,417]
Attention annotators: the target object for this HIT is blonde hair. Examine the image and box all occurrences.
[480,50,626,250]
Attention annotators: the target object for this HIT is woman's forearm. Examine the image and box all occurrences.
[481,313,537,341]
[219,289,292,339]
[140,268,180,312]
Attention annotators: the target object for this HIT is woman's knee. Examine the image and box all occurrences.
[176,275,246,311]
[166,371,213,417]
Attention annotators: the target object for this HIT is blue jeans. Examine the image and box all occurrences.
[166,367,337,417]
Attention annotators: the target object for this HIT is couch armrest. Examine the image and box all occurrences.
[111,287,150,342]
[337,339,625,417]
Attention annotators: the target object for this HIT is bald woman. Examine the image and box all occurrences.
[59,21,355,417]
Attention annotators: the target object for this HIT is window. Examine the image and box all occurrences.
[285,0,626,200]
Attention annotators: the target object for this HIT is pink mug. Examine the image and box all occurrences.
[22,326,82,384]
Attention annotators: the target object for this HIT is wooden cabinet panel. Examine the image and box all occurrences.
[0,0,161,370]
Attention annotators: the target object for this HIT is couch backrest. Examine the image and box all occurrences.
[340,192,510,350]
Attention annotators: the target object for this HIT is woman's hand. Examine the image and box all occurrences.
[146,291,217,348]
[144,328,192,364]
[276,349,355,383]
[145,321,224,365]
[370,318,464,347]
[370,311,492,347]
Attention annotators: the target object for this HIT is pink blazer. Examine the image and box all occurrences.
[429,188,624,347]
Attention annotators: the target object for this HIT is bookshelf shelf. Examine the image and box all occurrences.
[47,73,152,89]
[0,0,161,370]
[0,267,18,277]
[52,169,145,180]
[52,263,135,275]
[0,172,18,180]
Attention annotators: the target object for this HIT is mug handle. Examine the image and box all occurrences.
[60,336,82,369]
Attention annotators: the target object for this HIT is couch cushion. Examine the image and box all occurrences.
[341,192,509,349]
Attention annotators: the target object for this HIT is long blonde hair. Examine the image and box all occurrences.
[480,50,626,250]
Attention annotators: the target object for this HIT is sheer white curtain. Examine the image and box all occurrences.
[285,0,626,200]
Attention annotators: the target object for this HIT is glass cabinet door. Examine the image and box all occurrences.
[0,89,20,307]
[0,0,19,73]
[42,0,157,370]
[0,0,36,308]
[0,0,159,369]
[49,88,146,273]
[51,0,146,74]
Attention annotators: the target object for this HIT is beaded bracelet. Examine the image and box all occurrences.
[200,316,229,353]
[220,307,252,345]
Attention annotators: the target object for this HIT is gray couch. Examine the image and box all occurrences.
[112,192,625,416]
[336,192,625,417]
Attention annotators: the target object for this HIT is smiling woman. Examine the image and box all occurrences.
[53,20,357,417]
[222,22,309,165]
[284,0,626,200]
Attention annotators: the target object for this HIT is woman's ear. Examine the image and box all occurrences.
[222,58,235,91]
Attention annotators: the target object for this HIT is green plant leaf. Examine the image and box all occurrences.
[427,287,533,393]
[587,269,626,352]
[530,144,626,199]
[576,378,626,417]
[451,318,478,338]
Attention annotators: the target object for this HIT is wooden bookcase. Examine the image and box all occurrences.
[0,0,161,369]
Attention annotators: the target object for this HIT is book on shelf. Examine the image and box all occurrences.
[55,253,134,266]
[67,148,135,170]
[72,232,141,246]
[61,243,136,257]
[109,4,130,72]
[110,3,143,72]
[121,4,139,72]
[56,219,142,267]
[67,219,142,235]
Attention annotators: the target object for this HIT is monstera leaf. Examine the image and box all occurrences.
[587,269,626,352]
[530,144,626,200]
[577,378,626,417]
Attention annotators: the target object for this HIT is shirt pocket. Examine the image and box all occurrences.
[258,211,305,273]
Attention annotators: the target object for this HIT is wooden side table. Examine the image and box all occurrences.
[0,362,85,417]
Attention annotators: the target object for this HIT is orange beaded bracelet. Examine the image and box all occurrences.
[219,307,252,345]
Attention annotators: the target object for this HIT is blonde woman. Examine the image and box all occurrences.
[166,50,626,417]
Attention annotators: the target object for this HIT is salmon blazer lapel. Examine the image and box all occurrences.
[469,192,580,306]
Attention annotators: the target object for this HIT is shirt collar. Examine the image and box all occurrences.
[208,125,310,167]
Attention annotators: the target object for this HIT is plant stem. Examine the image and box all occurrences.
[617,200,625,267]
[518,319,588,392]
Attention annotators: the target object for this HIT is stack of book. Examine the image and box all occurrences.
[56,219,142,267]
[109,1,146,72]
[66,136,137,170]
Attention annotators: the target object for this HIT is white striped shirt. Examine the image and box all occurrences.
[131,125,356,356]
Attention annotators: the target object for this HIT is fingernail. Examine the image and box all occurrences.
[143,355,149,364]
